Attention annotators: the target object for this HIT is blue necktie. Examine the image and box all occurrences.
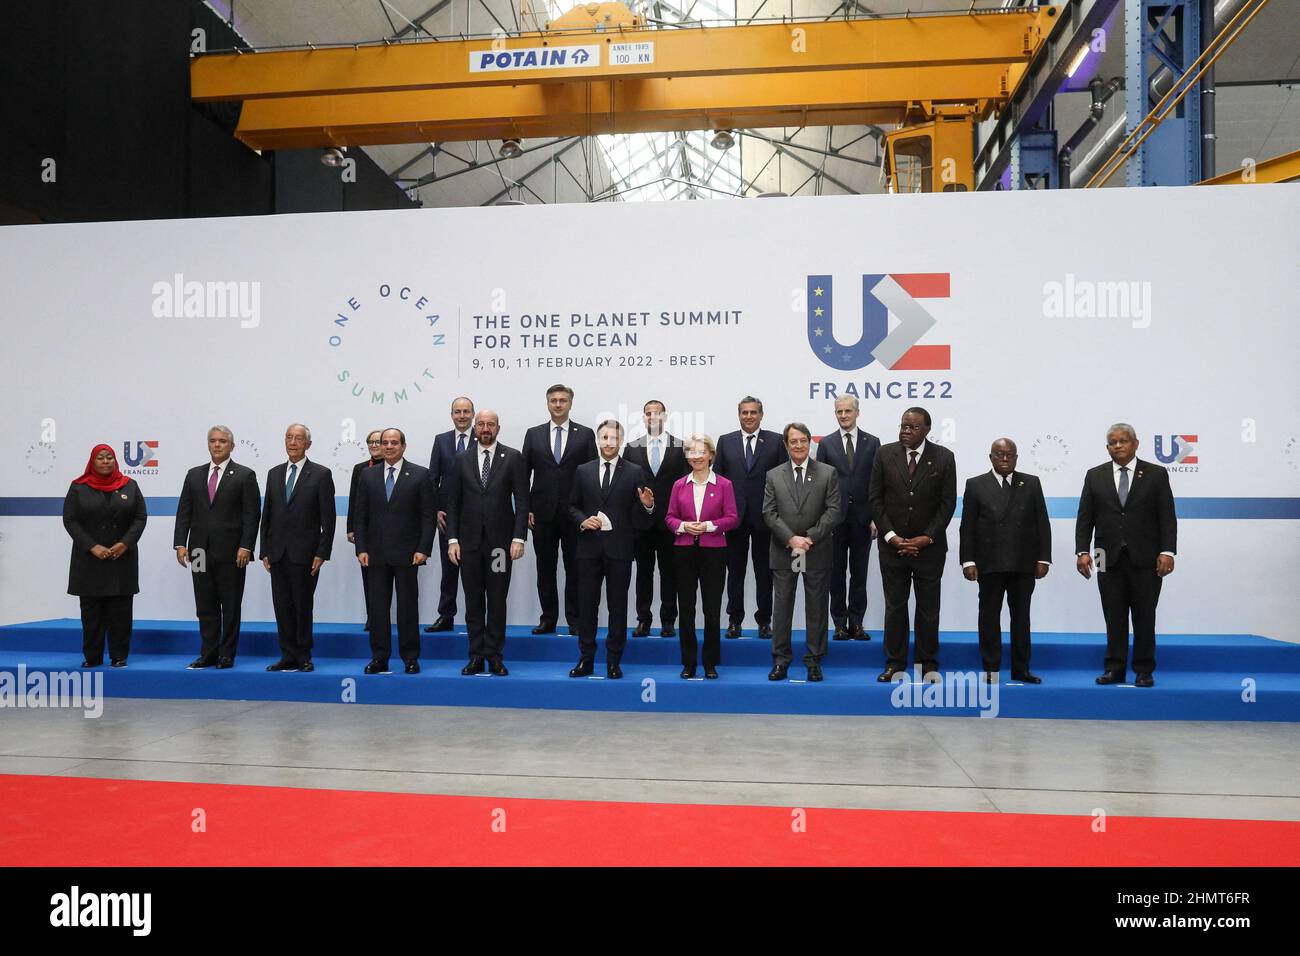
[744,434,755,471]
[553,425,563,463]
[385,466,395,501]
[285,463,297,502]
[457,433,467,454]
[650,439,661,476]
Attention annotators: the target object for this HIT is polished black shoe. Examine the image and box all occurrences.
[807,664,824,682]
[758,624,773,639]
[461,657,485,675]
[606,663,623,680]
[81,660,102,668]
[404,660,421,675]
[266,659,299,672]
[660,625,676,638]
[531,622,556,635]
[680,666,697,679]
[298,660,315,673]
[1011,671,1042,684]
[110,659,127,668]
[569,659,594,678]
[725,623,742,639]
[488,659,509,676]
[877,666,905,683]
[364,660,390,675]
[215,658,234,669]
[1135,673,1154,688]
[424,616,455,633]
[704,665,719,680]
[632,621,652,638]
[832,625,850,641]
[186,658,213,670]
[1096,670,1124,685]
[851,624,871,641]
[768,664,788,681]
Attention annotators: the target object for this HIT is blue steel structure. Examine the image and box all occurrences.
[1125,0,1203,185]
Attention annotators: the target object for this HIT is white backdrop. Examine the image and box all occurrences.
[2,185,1298,640]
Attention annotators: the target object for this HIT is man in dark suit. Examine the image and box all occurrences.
[569,420,656,679]
[815,395,880,642]
[868,406,957,682]
[763,423,843,682]
[959,438,1051,683]
[447,410,529,676]
[259,423,336,672]
[174,425,261,669]
[522,384,597,635]
[425,395,478,633]
[353,428,436,675]
[1075,423,1177,688]
[622,399,689,638]
[714,395,788,639]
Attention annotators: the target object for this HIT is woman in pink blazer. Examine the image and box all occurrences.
[666,434,739,679]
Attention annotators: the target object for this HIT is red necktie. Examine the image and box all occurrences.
[908,451,918,477]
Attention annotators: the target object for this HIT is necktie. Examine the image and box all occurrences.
[457,433,467,454]
[649,439,661,476]
[286,463,298,502]
[481,450,491,488]
[745,434,755,470]
[794,465,804,487]
[1118,465,1130,507]
[1001,475,1012,499]
[845,434,855,470]
[602,460,612,492]
[207,465,219,503]
[553,426,563,463]
[908,451,918,477]
[385,466,395,501]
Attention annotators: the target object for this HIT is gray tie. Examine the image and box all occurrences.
[1118,465,1130,507]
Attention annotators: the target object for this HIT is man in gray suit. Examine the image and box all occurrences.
[762,422,843,682]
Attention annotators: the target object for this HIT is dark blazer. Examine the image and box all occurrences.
[815,428,880,524]
[714,428,789,528]
[762,459,844,571]
[446,444,530,551]
[522,420,597,520]
[622,433,689,526]
[428,429,478,513]
[868,441,957,552]
[347,458,382,535]
[63,479,147,597]
[959,471,1052,573]
[352,459,436,564]
[569,457,654,561]
[1074,458,1177,567]
[174,460,261,562]
[259,459,336,565]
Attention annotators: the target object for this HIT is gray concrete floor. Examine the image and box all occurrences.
[2,699,1298,821]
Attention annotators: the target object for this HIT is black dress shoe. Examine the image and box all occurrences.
[364,660,390,675]
[1135,674,1154,688]
[266,659,299,672]
[704,665,719,680]
[851,624,871,641]
[725,623,742,639]
[877,666,904,683]
[461,657,485,675]
[569,659,594,678]
[1011,671,1042,684]
[660,625,676,638]
[81,659,102,668]
[758,624,773,639]
[215,658,234,669]
[186,658,213,670]
[298,661,315,673]
[832,625,850,641]
[680,666,697,679]
[110,659,127,668]
[632,622,651,638]
[606,663,623,680]
[488,659,509,676]
[404,660,421,675]
[768,664,788,681]
[531,622,556,635]
[807,664,824,682]
[1096,670,1124,685]
[424,617,455,633]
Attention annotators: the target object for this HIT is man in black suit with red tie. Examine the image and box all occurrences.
[569,420,656,679]
[175,425,261,669]
[425,396,478,633]
[260,423,336,672]
[447,410,529,676]
[522,384,597,635]
[868,407,957,681]
[353,428,436,675]
[815,395,880,642]
[1075,423,1177,688]
[714,396,788,639]
[959,438,1051,684]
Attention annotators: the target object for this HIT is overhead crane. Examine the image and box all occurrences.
[191,3,1060,193]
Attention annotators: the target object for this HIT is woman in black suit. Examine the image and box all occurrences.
[347,430,384,630]
[62,444,148,667]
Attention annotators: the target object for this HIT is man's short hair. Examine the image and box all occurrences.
[547,384,575,400]
[783,422,812,443]
[380,427,407,445]
[286,422,312,442]
[834,395,860,411]
[1107,422,1137,441]
[643,399,666,413]
[903,406,932,428]
[208,425,234,443]
[451,396,474,411]
[738,395,763,412]
[596,419,624,436]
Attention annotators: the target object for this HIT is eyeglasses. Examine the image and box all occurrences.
[899,423,926,432]
[366,439,382,446]
[990,451,1016,459]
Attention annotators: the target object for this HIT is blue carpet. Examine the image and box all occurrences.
[2,620,1297,721]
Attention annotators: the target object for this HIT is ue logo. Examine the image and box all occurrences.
[807,274,951,371]
[122,440,159,468]
[1154,434,1198,465]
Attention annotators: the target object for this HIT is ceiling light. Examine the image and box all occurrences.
[710,129,736,151]
[320,146,347,167]
[499,138,523,159]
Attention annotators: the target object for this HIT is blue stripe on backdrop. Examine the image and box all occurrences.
[2,497,1299,519]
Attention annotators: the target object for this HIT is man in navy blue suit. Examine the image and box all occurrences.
[815,396,880,641]
[714,396,788,639]
[425,396,477,633]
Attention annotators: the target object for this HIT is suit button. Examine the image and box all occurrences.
[908,491,914,497]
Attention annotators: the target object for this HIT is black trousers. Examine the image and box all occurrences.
[436,528,460,619]
[879,547,943,672]
[461,546,513,661]
[1098,548,1162,677]
[830,518,872,628]
[269,560,319,663]
[79,595,132,664]
[977,571,1035,674]
[725,524,774,626]
[634,528,678,626]
[358,563,370,629]
[576,553,633,664]
[368,561,421,664]
[533,511,579,629]
[192,560,247,661]
[675,546,727,668]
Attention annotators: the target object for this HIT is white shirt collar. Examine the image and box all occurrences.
[905,440,927,459]
[385,458,405,473]
[1112,458,1136,475]
[689,469,717,485]
[210,460,228,472]
[790,458,811,474]
[286,458,307,471]
[478,443,497,456]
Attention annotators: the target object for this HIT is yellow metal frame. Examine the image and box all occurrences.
[1199,149,1300,185]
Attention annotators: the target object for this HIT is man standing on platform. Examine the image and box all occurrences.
[353,428,436,675]
[1075,423,1176,688]
[260,423,336,672]
[175,425,261,669]
[959,438,1050,684]
[868,407,957,683]
[447,410,529,677]
[714,395,788,640]
[425,396,478,634]
[522,384,597,635]
[815,395,880,642]
[622,399,688,638]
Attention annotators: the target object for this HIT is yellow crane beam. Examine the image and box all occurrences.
[1199,149,1300,185]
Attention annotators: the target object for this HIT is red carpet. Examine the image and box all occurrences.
[2,774,1297,866]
